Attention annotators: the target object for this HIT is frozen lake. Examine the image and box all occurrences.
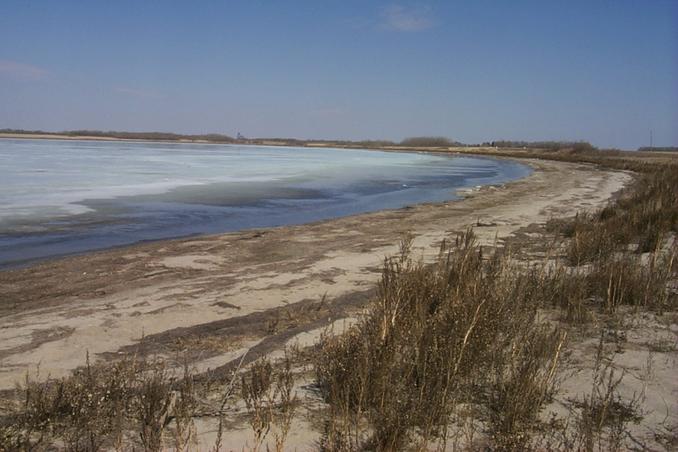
[0,139,531,268]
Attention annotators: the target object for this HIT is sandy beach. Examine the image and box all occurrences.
[0,158,631,390]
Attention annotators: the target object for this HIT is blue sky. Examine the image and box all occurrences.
[1,1,676,149]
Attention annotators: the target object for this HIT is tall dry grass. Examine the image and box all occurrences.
[548,165,678,264]
[0,354,198,451]
[315,231,566,450]
[0,351,298,451]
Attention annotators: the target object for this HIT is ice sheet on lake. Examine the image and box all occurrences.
[0,139,532,267]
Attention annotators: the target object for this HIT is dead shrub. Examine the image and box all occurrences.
[574,336,645,452]
[240,354,298,452]
[0,355,199,452]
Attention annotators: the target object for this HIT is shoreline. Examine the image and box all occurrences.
[0,158,631,392]
[0,156,529,272]
[0,142,530,271]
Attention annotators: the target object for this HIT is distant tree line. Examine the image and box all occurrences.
[638,146,678,153]
[483,140,597,152]
[399,136,464,147]
[62,130,237,142]
[0,128,48,135]
[0,128,236,143]
[249,137,399,148]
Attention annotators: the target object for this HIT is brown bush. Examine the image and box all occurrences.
[315,231,565,450]
[0,355,198,452]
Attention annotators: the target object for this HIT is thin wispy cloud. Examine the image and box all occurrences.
[115,87,163,99]
[0,59,48,81]
[380,4,435,32]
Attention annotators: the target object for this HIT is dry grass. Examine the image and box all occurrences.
[0,354,198,451]
[0,351,299,451]
[314,231,566,450]
[239,354,298,452]
[535,248,676,324]
[312,242,675,450]
[547,165,678,264]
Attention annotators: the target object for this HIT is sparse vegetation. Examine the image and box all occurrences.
[0,355,190,451]
[0,351,299,451]
[240,354,298,452]
[549,165,678,263]
[314,231,566,450]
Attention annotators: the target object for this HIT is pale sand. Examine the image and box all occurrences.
[7,158,675,449]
